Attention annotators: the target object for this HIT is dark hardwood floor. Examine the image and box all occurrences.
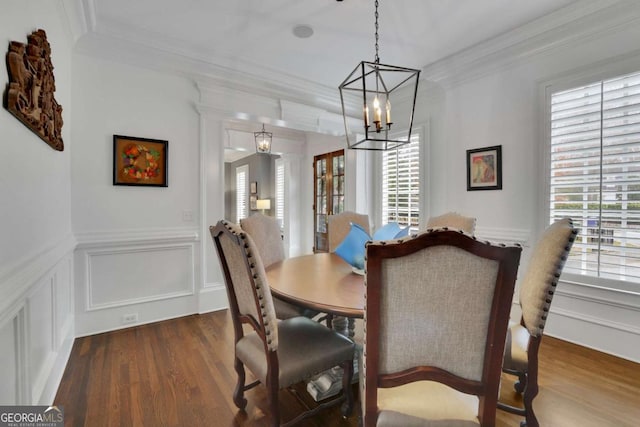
[54,310,640,426]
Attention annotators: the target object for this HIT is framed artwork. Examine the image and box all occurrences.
[113,135,168,187]
[250,195,257,210]
[467,145,502,191]
[250,181,258,194]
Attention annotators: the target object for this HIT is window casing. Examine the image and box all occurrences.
[549,70,640,288]
[381,133,420,231]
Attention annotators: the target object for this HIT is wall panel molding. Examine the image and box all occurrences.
[0,234,76,322]
[474,226,530,247]
[84,243,196,311]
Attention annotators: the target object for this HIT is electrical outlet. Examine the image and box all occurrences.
[122,313,138,324]
[182,210,194,222]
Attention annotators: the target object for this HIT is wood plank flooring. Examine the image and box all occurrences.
[54,310,640,426]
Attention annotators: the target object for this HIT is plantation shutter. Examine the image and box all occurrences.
[236,165,248,223]
[275,159,285,229]
[550,70,640,283]
[382,133,420,230]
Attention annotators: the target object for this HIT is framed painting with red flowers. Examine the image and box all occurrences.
[113,135,168,187]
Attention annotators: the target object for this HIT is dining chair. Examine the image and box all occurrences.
[211,220,355,427]
[327,211,370,252]
[327,211,370,338]
[498,218,577,427]
[241,213,318,320]
[362,229,521,427]
[427,211,477,234]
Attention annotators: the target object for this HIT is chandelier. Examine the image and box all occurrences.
[254,123,272,154]
[338,0,420,150]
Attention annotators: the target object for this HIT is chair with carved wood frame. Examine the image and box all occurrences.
[498,218,577,427]
[362,229,521,427]
[241,213,318,320]
[211,220,354,427]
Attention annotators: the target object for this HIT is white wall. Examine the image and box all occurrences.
[427,11,640,362]
[0,0,75,405]
[71,54,202,335]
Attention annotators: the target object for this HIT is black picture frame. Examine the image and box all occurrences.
[466,145,502,191]
[113,135,168,187]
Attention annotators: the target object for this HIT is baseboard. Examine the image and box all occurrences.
[199,284,228,314]
[36,317,75,404]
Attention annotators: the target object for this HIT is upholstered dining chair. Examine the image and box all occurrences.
[211,220,355,427]
[362,229,521,427]
[498,218,577,427]
[427,211,477,234]
[327,211,370,338]
[241,213,317,320]
[327,211,370,252]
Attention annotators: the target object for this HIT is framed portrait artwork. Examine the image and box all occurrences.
[250,181,258,194]
[250,195,257,210]
[466,145,502,191]
[113,135,168,187]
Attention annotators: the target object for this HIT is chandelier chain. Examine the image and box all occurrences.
[374,0,379,64]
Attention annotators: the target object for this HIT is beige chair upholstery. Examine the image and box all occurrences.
[427,211,477,234]
[211,220,355,427]
[327,211,370,253]
[362,229,522,427]
[499,218,577,427]
[326,211,370,338]
[240,213,317,320]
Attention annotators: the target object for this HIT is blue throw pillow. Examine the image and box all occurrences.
[373,222,410,240]
[394,225,410,238]
[334,222,370,270]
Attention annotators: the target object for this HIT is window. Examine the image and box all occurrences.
[382,133,420,231]
[275,159,284,229]
[549,70,640,285]
[236,165,248,223]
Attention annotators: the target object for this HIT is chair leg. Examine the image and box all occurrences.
[340,359,355,417]
[233,358,248,410]
[514,370,527,393]
[522,366,539,427]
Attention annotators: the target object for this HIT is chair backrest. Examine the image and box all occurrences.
[327,211,370,252]
[363,229,521,426]
[240,213,285,268]
[519,218,577,337]
[427,211,476,234]
[210,220,279,351]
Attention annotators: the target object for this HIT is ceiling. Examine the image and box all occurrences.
[87,0,583,90]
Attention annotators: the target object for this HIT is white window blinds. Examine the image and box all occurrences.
[275,159,284,229]
[236,165,248,223]
[550,70,640,284]
[382,133,420,230]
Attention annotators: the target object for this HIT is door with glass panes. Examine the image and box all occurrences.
[313,149,345,252]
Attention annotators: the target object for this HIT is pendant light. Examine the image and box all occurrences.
[339,0,420,150]
[254,123,272,154]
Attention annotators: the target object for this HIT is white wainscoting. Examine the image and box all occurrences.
[74,228,215,336]
[0,235,75,405]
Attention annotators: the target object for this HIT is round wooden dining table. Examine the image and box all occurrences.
[265,252,365,318]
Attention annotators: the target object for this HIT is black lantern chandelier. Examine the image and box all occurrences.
[254,123,272,154]
[339,0,420,151]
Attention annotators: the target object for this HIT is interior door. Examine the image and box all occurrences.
[313,149,345,252]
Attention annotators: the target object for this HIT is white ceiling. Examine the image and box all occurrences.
[89,0,582,90]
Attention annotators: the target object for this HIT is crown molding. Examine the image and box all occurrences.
[73,10,345,115]
[422,0,640,88]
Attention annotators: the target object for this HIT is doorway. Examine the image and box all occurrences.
[313,149,345,252]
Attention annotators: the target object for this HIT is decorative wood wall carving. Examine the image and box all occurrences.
[3,29,64,151]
